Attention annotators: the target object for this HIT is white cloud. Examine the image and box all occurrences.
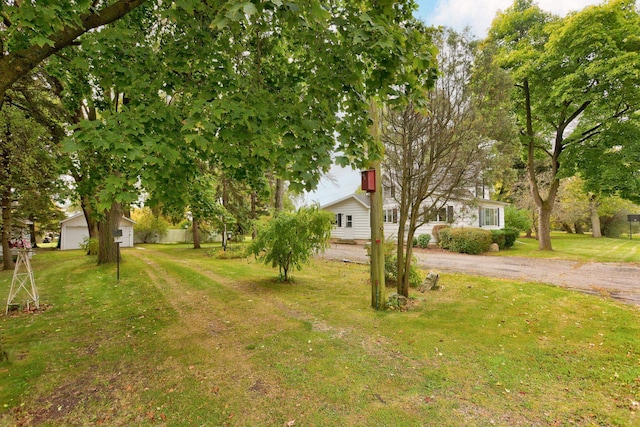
[428,0,604,38]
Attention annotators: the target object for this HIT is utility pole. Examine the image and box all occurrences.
[368,100,386,310]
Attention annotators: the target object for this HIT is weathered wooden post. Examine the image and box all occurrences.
[367,100,386,310]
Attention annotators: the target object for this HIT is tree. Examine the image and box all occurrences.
[0,0,147,107]
[250,206,333,282]
[0,91,58,270]
[382,28,514,298]
[45,0,437,267]
[563,112,640,235]
[552,177,590,234]
[488,0,640,250]
[131,207,169,243]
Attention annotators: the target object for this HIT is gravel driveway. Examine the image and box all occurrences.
[319,243,640,307]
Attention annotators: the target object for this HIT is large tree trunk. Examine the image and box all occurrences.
[192,217,201,249]
[274,178,285,212]
[590,197,602,238]
[80,195,99,239]
[561,222,573,233]
[97,201,122,264]
[537,201,554,251]
[1,190,14,270]
[523,78,559,251]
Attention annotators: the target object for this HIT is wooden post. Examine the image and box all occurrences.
[368,100,386,310]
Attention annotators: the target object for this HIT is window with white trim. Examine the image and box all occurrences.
[424,206,453,223]
[383,208,398,223]
[480,207,499,227]
[346,215,353,228]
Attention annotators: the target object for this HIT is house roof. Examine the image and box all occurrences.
[476,198,510,207]
[60,212,136,225]
[321,193,371,210]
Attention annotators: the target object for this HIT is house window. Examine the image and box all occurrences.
[383,208,398,224]
[480,207,499,227]
[425,206,451,223]
[335,213,343,227]
[346,215,353,228]
[383,185,396,199]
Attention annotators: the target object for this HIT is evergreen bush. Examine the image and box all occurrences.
[417,234,431,248]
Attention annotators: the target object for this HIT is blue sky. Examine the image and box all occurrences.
[302,0,604,206]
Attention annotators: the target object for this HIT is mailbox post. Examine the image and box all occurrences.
[113,229,123,280]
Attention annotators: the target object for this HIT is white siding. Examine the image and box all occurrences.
[323,197,371,240]
[60,214,135,250]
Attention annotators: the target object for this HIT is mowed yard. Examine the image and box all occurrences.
[1,243,640,426]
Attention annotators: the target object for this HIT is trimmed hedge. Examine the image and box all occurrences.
[431,224,450,243]
[439,228,492,254]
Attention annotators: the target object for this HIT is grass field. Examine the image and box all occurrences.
[490,232,640,263]
[1,244,639,426]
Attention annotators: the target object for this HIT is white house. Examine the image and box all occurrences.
[321,192,508,242]
[60,213,135,250]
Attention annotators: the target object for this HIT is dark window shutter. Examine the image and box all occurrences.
[447,206,454,223]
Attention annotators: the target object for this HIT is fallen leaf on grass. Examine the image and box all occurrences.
[284,420,296,426]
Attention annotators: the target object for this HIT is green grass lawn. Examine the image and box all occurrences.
[1,245,639,426]
[491,232,640,263]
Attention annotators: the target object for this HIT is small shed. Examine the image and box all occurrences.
[60,213,135,250]
[321,193,371,241]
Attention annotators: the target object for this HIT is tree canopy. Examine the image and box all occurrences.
[1,1,438,264]
[487,0,640,250]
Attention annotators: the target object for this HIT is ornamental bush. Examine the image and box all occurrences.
[417,234,431,248]
[439,228,492,254]
[249,206,333,281]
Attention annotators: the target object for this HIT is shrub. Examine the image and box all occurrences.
[132,207,170,243]
[249,206,333,281]
[491,229,506,249]
[412,237,418,247]
[384,254,422,288]
[439,228,492,254]
[505,206,532,233]
[80,237,99,256]
[503,228,519,248]
[207,244,245,259]
[366,240,422,287]
[431,224,450,243]
[417,234,431,248]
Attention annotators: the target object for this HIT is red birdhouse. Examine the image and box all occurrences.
[361,169,376,192]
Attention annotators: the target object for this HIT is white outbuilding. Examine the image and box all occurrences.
[60,213,135,250]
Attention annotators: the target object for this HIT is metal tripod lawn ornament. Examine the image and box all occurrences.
[5,238,39,314]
